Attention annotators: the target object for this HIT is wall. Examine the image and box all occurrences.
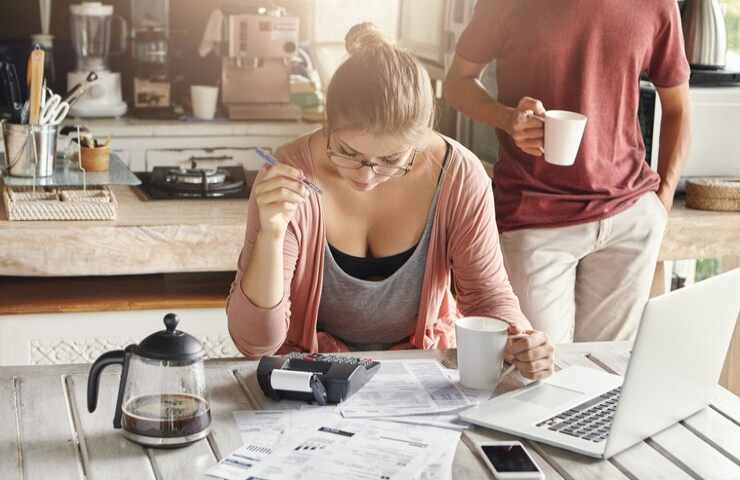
[0,0,401,103]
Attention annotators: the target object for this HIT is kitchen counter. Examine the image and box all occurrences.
[0,185,248,276]
[1,186,739,276]
[62,116,319,139]
[2,343,739,480]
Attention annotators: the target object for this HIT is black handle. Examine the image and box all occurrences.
[87,347,133,429]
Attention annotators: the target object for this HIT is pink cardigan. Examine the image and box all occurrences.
[227,134,528,357]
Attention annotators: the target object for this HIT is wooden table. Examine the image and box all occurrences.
[2,343,739,480]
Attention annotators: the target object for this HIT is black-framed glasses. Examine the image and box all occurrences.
[326,134,416,177]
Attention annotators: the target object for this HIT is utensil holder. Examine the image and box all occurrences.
[2,122,58,177]
[80,144,111,172]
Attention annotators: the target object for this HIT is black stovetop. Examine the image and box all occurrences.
[135,166,257,200]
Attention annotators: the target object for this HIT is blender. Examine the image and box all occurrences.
[68,2,128,117]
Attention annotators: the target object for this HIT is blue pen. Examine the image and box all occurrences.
[255,147,323,195]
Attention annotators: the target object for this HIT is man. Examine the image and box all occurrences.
[444,0,691,343]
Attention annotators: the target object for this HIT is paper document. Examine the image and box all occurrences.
[339,360,474,418]
[208,409,460,480]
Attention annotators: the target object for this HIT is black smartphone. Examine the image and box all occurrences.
[477,442,545,480]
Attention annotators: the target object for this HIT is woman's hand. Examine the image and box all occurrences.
[505,324,555,380]
[253,163,310,239]
[507,97,546,157]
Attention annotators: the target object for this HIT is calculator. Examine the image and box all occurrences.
[257,352,381,405]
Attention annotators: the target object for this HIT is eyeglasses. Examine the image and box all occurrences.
[326,134,416,177]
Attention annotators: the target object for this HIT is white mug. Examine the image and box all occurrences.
[191,85,219,120]
[540,110,587,166]
[455,316,509,390]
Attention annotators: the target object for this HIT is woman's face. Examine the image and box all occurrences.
[326,129,416,192]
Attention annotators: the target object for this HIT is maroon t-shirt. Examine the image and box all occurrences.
[456,0,690,232]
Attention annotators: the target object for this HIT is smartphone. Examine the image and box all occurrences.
[475,441,545,480]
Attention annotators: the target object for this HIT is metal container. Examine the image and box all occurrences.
[2,122,59,177]
[682,0,727,70]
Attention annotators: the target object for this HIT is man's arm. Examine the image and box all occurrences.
[655,81,691,211]
[443,55,513,131]
[444,54,546,157]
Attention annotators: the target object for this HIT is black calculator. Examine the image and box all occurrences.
[257,353,381,405]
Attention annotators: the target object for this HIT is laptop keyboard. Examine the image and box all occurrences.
[535,387,621,443]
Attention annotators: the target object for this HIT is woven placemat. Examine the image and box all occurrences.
[686,177,740,212]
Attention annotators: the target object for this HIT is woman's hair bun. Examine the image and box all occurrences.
[345,22,389,56]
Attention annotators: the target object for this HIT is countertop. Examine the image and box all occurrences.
[61,116,319,138]
[1,343,739,480]
[0,185,248,276]
[1,184,740,277]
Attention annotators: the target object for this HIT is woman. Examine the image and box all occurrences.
[227,23,555,380]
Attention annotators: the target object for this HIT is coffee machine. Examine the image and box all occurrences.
[131,0,174,117]
[68,2,128,117]
[221,7,302,120]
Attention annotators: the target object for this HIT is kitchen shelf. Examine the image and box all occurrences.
[0,152,140,187]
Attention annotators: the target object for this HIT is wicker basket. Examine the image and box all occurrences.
[3,185,118,221]
[686,178,740,212]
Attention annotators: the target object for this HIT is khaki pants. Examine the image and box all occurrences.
[500,192,667,343]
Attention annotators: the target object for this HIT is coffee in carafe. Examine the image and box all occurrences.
[88,313,210,448]
[122,393,211,438]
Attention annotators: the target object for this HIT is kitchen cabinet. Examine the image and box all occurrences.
[61,118,317,172]
[0,273,240,366]
[0,308,239,366]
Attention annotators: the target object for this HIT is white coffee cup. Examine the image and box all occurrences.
[455,316,509,390]
[191,85,219,120]
[540,110,587,166]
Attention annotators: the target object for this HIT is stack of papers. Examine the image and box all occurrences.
[208,410,460,480]
[207,360,491,480]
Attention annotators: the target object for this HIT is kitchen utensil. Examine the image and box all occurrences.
[68,2,128,117]
[27,49,45,125]
[19,100,30,124]
[87,313,211,448]
[80,144,110,172]
[63,71,98,106]
[39,0,52,34]
[255,147,322,194]
[2,122,58,177]
[1,62,23,122]
[40,90,71,126]
[682,0,727,70]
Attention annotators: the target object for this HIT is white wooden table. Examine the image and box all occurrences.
[1,343,739,480]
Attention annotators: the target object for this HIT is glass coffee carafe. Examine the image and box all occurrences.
[87,313,210,448]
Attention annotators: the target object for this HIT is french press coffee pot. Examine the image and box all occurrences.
[87,313,210,448]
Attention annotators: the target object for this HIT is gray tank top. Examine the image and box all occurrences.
[317,164,446,351]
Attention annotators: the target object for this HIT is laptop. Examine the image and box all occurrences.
[459,268,740,458]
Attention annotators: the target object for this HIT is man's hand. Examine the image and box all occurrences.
[507,97,546,156]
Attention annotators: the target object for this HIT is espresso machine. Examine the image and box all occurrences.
[221,7,302,120]
[68,2,128,117]
[131,0,174,117]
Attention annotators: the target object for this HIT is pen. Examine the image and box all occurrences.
[255,147,323,195]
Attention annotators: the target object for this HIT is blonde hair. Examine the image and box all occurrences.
[325,23,435,143]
